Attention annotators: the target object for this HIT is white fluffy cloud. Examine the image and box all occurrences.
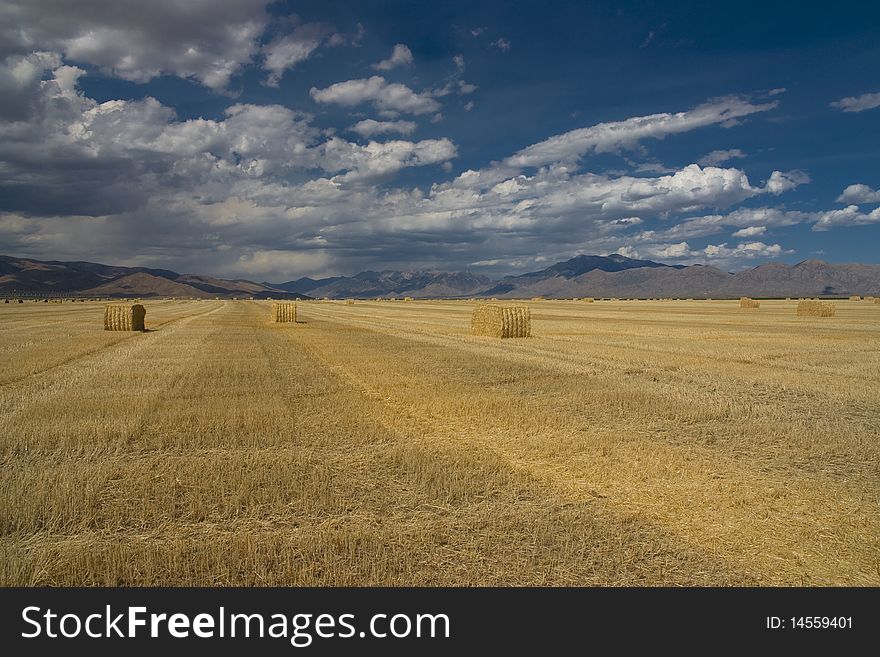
[348,119,417,137]
[830,92,880,113]
[764,169,811,194]
[705,241,784,258]
[320,138,456,182]
[372,44,413,71]
[262,22,338,87]
[310,76,441,115]
[0,52,456,215]
[837,183,880,204]
[630,240,785,263]
[812,205,880,231]
[0,56,861,279]
[0,0,273,91]
[732,226,766,237]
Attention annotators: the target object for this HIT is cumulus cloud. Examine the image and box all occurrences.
[698,148,746,166]
[764,169,810,194]
[0,63,858,279]
[704,241,784,259]
[504,97,777,169]
[0,51,64,120]
[310,76,441,115]
[0,52,456,216]
[837,183,880,204]
[830,92,880,113]
[812,205,880,231]
[732,226,766,237]
[0,0,272,91]
[631,240,785,263]
[262,22,337,87]
[372,44,413,71]
[320,137,457,182]
[491,38,511,52]
[614,246,640,259]
[348,119,417,137]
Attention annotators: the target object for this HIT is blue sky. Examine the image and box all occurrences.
[0,0,878,280]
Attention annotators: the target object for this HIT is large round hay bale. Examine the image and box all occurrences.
[796,299,835,317]
[104,304,146,331]
[271,302,297,323]
[471,303,531,338]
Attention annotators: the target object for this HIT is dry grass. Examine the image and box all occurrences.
[797,299,836,317]
[1,299,878,586]
[103,304,146,331]
[471,303,531,338]
[740,297,760,309]
[270,302,297,323]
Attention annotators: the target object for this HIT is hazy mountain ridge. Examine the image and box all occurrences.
[271,270,493,298]
[2,254,879,299]
[0,255,304,299]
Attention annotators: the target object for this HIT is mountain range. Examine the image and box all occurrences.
[0,255,303,299]
[2,253,879,299]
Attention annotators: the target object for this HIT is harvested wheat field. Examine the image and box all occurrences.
[1,298,879,586]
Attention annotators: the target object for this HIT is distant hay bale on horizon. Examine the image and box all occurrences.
[582,297,594,303]
[797,299,835,317]
[472,303,531,338]
[404,296,414,301]
[849,295,862,301]
[104,304,146,331]
[530,296,545,301]
[345,299,355,305]
[740,297,760,309]
[271,302,297,323]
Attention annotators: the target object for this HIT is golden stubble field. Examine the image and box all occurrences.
[1,298,878,585]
